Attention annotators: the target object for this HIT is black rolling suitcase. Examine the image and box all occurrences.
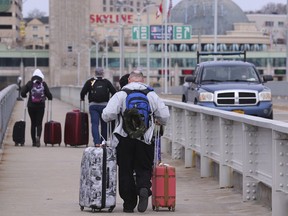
[79,123,117,212]
[13,99,27,146]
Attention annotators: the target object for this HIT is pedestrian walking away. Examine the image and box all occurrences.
[80,67,116,145]
[21,68,53,147]
[102,70,170,213]
[119,73,130,89]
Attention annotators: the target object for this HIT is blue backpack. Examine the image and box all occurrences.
[122,87,153,139]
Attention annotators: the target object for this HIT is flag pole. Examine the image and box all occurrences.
[164,0,168,94]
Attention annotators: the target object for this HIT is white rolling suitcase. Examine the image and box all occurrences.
[79,124,116,212]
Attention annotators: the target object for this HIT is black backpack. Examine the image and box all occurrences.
[89,79,110,103]
[122,88,153,139]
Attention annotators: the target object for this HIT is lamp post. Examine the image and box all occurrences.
[86,37,98,68]
[115,1,156,76]
[77,47,88,86]
[145,0,154,86]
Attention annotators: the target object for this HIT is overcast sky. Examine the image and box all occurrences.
[22,0,287,17]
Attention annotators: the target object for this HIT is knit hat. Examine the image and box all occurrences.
[32,69,44,79]
[95,67,104,76]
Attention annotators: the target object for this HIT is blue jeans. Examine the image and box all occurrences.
[89,104,107,144]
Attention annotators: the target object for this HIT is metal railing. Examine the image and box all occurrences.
[0,85,18,149]
[162,99,288,216]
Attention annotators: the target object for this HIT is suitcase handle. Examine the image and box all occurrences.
[98,122,112,147]
[46,100,52,122]
[80,100,85,112]
[23,97,27,121]
[154,126,161,166]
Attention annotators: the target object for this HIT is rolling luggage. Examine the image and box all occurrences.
[13,99,26,146]
[44,100,62,146]
[151,127,176,212]
[64,101,89,147]
[79,124,117,212]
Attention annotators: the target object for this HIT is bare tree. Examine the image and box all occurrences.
[27,9,46,18]
[244,3,286,14]
[260,3,286,14]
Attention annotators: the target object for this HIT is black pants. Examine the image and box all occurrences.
[116,136,154,210]
[28,106,45,143]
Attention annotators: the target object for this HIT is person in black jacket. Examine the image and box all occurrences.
[80,67,116,145]
[21,68,53,147]
[119,73,130,89]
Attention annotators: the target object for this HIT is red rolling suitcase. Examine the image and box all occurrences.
[151,127,176,212]
[44,100,62,146]
[64,101,89,147]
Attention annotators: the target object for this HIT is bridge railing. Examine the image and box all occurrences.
[52,86,287,216]
[162,99,288,216]
[0,85,18,149]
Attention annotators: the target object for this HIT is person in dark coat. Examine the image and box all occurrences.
[21,68,53,147]
[119,73,130,89]
[80,67,117,145]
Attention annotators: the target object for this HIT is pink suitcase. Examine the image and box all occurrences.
[151,163,176,211]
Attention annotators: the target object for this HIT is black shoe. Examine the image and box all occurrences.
[123,209,134,213]
[36,137,40,147]
[137,188,149,213]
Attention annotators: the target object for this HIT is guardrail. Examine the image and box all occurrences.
[0,84,18,150]
[162,99,288,216]
[52,86,287,216]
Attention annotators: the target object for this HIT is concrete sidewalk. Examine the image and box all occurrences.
[0,99,271,216]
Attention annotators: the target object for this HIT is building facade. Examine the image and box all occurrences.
[0,0,23,48]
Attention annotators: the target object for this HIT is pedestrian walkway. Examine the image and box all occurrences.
[0,99,272,216]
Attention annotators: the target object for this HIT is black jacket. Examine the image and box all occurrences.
[21,76,53,108]
[80,77,116,103]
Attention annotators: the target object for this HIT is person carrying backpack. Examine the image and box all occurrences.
[21,68,53,147]
[102,70,170,213]
[80,67,116,145]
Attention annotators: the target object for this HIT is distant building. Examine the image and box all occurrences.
[247,14,286,49]
[0,0,22,48]
[23,17,49,50]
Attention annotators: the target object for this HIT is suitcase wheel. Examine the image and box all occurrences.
[108,206,115,212]
[152,205,159,211]
[168,206,175,212]
[80,206,84,211]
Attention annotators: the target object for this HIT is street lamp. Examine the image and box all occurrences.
[86,37,98,68]
[77,47,88,86]
[115,1,156,79]
[116,2,156,68]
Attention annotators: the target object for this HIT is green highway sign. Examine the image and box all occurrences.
[132,26,149,40]
[132,25,192,40]
[173,25,192,40]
